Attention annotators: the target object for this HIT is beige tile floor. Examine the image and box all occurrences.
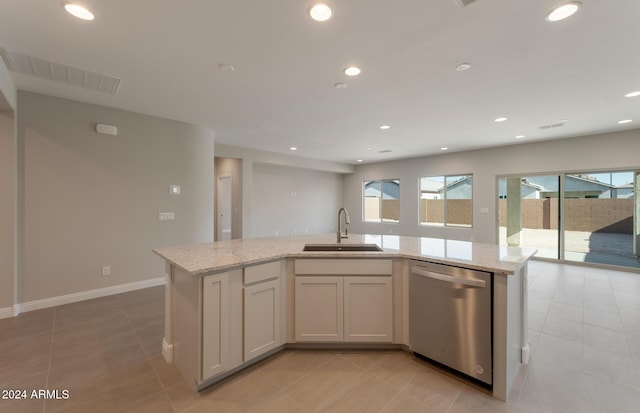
[1,261,639,412]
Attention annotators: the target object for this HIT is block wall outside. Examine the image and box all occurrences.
[498,199,633,234]
[365,198,399,222]
[420,199,472,226]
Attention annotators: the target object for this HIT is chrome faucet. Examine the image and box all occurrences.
[337,207,350,243]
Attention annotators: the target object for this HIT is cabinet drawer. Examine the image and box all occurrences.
[244,261,281,285]
[295,259,392,275]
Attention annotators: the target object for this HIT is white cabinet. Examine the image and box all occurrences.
[200,262,283,384]
[295,276,344,341]
[294,259,393,343]
[344,276,393,342]
[244,279,281,360]
[243,261,284,361]
[202,272,230,380]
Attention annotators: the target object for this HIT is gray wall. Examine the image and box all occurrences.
[215,143,349,238]
[0,60,16,111]
[344,129,640,243]
[0,111,14,310]
[17,92,214,303]
[251,163,344,237]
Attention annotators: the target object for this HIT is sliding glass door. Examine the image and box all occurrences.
[563,171,638,268]
[498,175,560,259]
[498,170,640,269]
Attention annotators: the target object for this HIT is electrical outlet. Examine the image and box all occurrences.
[102,266,111,277]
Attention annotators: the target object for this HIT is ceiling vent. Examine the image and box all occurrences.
[0,48,120,95]
[539,122,566,130]
[453,0,478,8]
[378,149,392,154]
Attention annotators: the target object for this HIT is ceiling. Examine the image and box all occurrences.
[1,0,639,164]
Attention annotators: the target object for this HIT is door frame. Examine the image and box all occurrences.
[216,175,232,241]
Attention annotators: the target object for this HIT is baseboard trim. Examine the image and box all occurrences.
[162,338,174,363]
[0,307,13,320]
[14,277,166,316]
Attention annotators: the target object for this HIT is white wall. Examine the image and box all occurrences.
[251,163,344,237]
[0,111,15,312]
[16,92,214,303]
[344,129,640,244]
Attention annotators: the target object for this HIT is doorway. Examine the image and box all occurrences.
[217,175,232,241]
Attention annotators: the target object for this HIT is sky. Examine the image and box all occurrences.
[585,172,634,186]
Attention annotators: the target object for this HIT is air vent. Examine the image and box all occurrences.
[0,48,120,95]
[378,149,392,154]
[539,122,566,130]
[454,0,478,8]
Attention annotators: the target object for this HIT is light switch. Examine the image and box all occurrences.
[480,207,489,213]
[169,185,180,195]
[159,212,175,221]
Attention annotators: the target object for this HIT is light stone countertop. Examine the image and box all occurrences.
[153,233,537,276]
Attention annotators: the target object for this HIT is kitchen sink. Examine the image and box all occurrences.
[302,243,383,252]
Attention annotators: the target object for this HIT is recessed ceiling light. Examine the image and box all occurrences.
[515,135,525,139]
[455,63,471,72]
[441,147,449,151]
[365,147,372,151]
[618,119,632,124]
[63,2,94,20]
[379,125,390,130]
[218,64,235,72]
[356,159,363,163]
[334,82,347,89]
[289,146,298,151]
[344,66,361,76]
[309,3,333,22]
[625,91,640,98]
[546,2,581,22]
[494,117,508,122]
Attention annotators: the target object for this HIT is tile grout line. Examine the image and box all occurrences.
[42,306,57,413]
[115,292,176,412]
[251,366,312,413]
[271,350,341,394]
[514,274,553,413]
[613,273,640,388]
[251,370,310,413]
[308,356,368,413]
[376,389,401,413]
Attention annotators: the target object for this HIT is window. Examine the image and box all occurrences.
[363,179,400,223]
[420,175,472,227]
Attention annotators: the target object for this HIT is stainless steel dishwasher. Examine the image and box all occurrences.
[409,260,493,385]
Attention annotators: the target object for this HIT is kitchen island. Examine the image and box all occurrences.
[154,233,536,401]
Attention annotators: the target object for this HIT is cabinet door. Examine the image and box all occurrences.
[344,276,393,342]
[295,276,343,342]
[244,279,281,361]
[202,273,230,380]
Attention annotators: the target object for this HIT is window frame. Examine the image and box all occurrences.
[362,179,400,224]
[419,174,473,228]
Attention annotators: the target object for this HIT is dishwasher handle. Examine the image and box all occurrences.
[411,266,486,288]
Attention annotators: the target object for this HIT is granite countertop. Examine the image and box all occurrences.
[153,233,537,276]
